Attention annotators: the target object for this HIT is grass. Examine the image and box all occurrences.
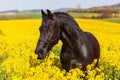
[17,13,42,19]
[68,12,100,18]
[99,18,120,23]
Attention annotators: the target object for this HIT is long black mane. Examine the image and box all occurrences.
[54,12,83,37]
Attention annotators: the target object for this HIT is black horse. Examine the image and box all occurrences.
[35,9,100,72]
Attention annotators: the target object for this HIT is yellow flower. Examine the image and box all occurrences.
[0,19,120,80]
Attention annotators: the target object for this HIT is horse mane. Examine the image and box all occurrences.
[54,12,83,35]
[54,12,73,19]
[54,12,77,23]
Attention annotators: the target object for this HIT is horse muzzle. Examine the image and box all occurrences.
[37,53,44,59]
[36,49,47,60]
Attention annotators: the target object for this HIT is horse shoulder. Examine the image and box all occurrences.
[84,31,100,59]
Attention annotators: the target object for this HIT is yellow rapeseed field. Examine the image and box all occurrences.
[0,19,120,80]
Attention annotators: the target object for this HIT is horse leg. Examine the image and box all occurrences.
[94,59,99,68]
[60,51,77,72]
[60,51,71,72]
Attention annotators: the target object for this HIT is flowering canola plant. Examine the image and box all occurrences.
[0,19,120,80]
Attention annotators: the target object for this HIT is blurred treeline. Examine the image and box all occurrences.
[0,3,120,20]
[68,6,120,19]
[0,12,120,20]
[0,14,41,20]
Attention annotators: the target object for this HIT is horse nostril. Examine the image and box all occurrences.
[37,53,42,59]
[35,49,40,54]
[35,50,38,54]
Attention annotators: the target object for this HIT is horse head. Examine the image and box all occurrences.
[35,9,60,59]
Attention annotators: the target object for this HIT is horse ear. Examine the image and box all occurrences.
[46,9,53,19]
[41,9,47,17]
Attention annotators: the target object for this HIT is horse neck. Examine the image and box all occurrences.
[59,17,83,49]
[56,14,85,60]
[59,19,85,60]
